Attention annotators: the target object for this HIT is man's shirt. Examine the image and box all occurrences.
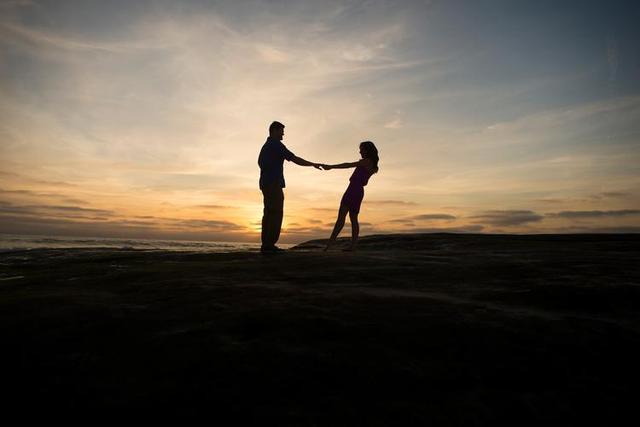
[258,137,295,189]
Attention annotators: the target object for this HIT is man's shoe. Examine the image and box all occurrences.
[260,245,286,253]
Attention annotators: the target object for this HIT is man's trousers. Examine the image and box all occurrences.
[261,183,284,248]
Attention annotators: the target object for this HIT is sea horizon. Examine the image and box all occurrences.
[2,230,638,254]
[0,233,285,253]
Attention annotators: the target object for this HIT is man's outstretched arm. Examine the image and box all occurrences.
[290,155,321,169]
[320,161,359,170]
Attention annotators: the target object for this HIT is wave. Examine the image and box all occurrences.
[0,234,272,253]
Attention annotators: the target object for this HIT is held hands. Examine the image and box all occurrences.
[313,163,332,170]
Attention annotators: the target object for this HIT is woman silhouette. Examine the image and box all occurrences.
[321,141,379,251]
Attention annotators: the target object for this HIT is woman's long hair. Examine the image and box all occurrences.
[360,141,379,173]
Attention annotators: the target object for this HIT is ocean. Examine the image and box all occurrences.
[0,234,292,253]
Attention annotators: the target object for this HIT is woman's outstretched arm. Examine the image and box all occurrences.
[321,161,359,170]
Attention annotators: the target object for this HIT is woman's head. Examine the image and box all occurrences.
[359,141,379,173]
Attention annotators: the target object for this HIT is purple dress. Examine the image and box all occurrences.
[340,164,373,213]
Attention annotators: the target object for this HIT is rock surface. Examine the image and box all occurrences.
[1,233,639,424]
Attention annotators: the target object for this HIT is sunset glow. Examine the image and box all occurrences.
[1,0,639,242]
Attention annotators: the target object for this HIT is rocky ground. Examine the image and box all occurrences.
[1,233,639,425]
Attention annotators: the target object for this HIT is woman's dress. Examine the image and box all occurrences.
[340,164,373,213]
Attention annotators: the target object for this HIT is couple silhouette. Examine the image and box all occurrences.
[258,121,379,253]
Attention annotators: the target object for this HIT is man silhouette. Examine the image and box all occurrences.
[258,121,320,253]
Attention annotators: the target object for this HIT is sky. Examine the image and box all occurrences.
[1,0,639,243]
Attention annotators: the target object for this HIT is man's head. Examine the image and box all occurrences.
[269,121,285,141]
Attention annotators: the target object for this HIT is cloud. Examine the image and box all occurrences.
[196,205,234,209]
[37,205,114,215]
[469,210,544,226]
[535,192,634,205]
[0,172,78,188]
[0,188,88,205]
[0,189,33,195]
[0,21,137,53]
[310,207,337,212]
[0,214,251,241]
[282,225,331,235]
[0,201,245,233]
[256,45,290,64]
[547,210,640,219]
[388,218,415,224]
[589,192,632,200]
[0,202,115,218]
[600,192,630,198]
[411,214,456,220]
[164,218,244,231]
[535,198,567,204]
[387,213,456,226]
[409,225,485,233]
[138,173,244,191]
[484,96,640,134]
[61,198,89,204]
[115,220,157,227]
[367,200,418,206]
[383,118,403,129]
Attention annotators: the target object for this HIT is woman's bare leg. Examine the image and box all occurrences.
[324,205,349,251]
[347,210,359,251]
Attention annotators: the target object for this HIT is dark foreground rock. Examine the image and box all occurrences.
[1,233,639,425]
